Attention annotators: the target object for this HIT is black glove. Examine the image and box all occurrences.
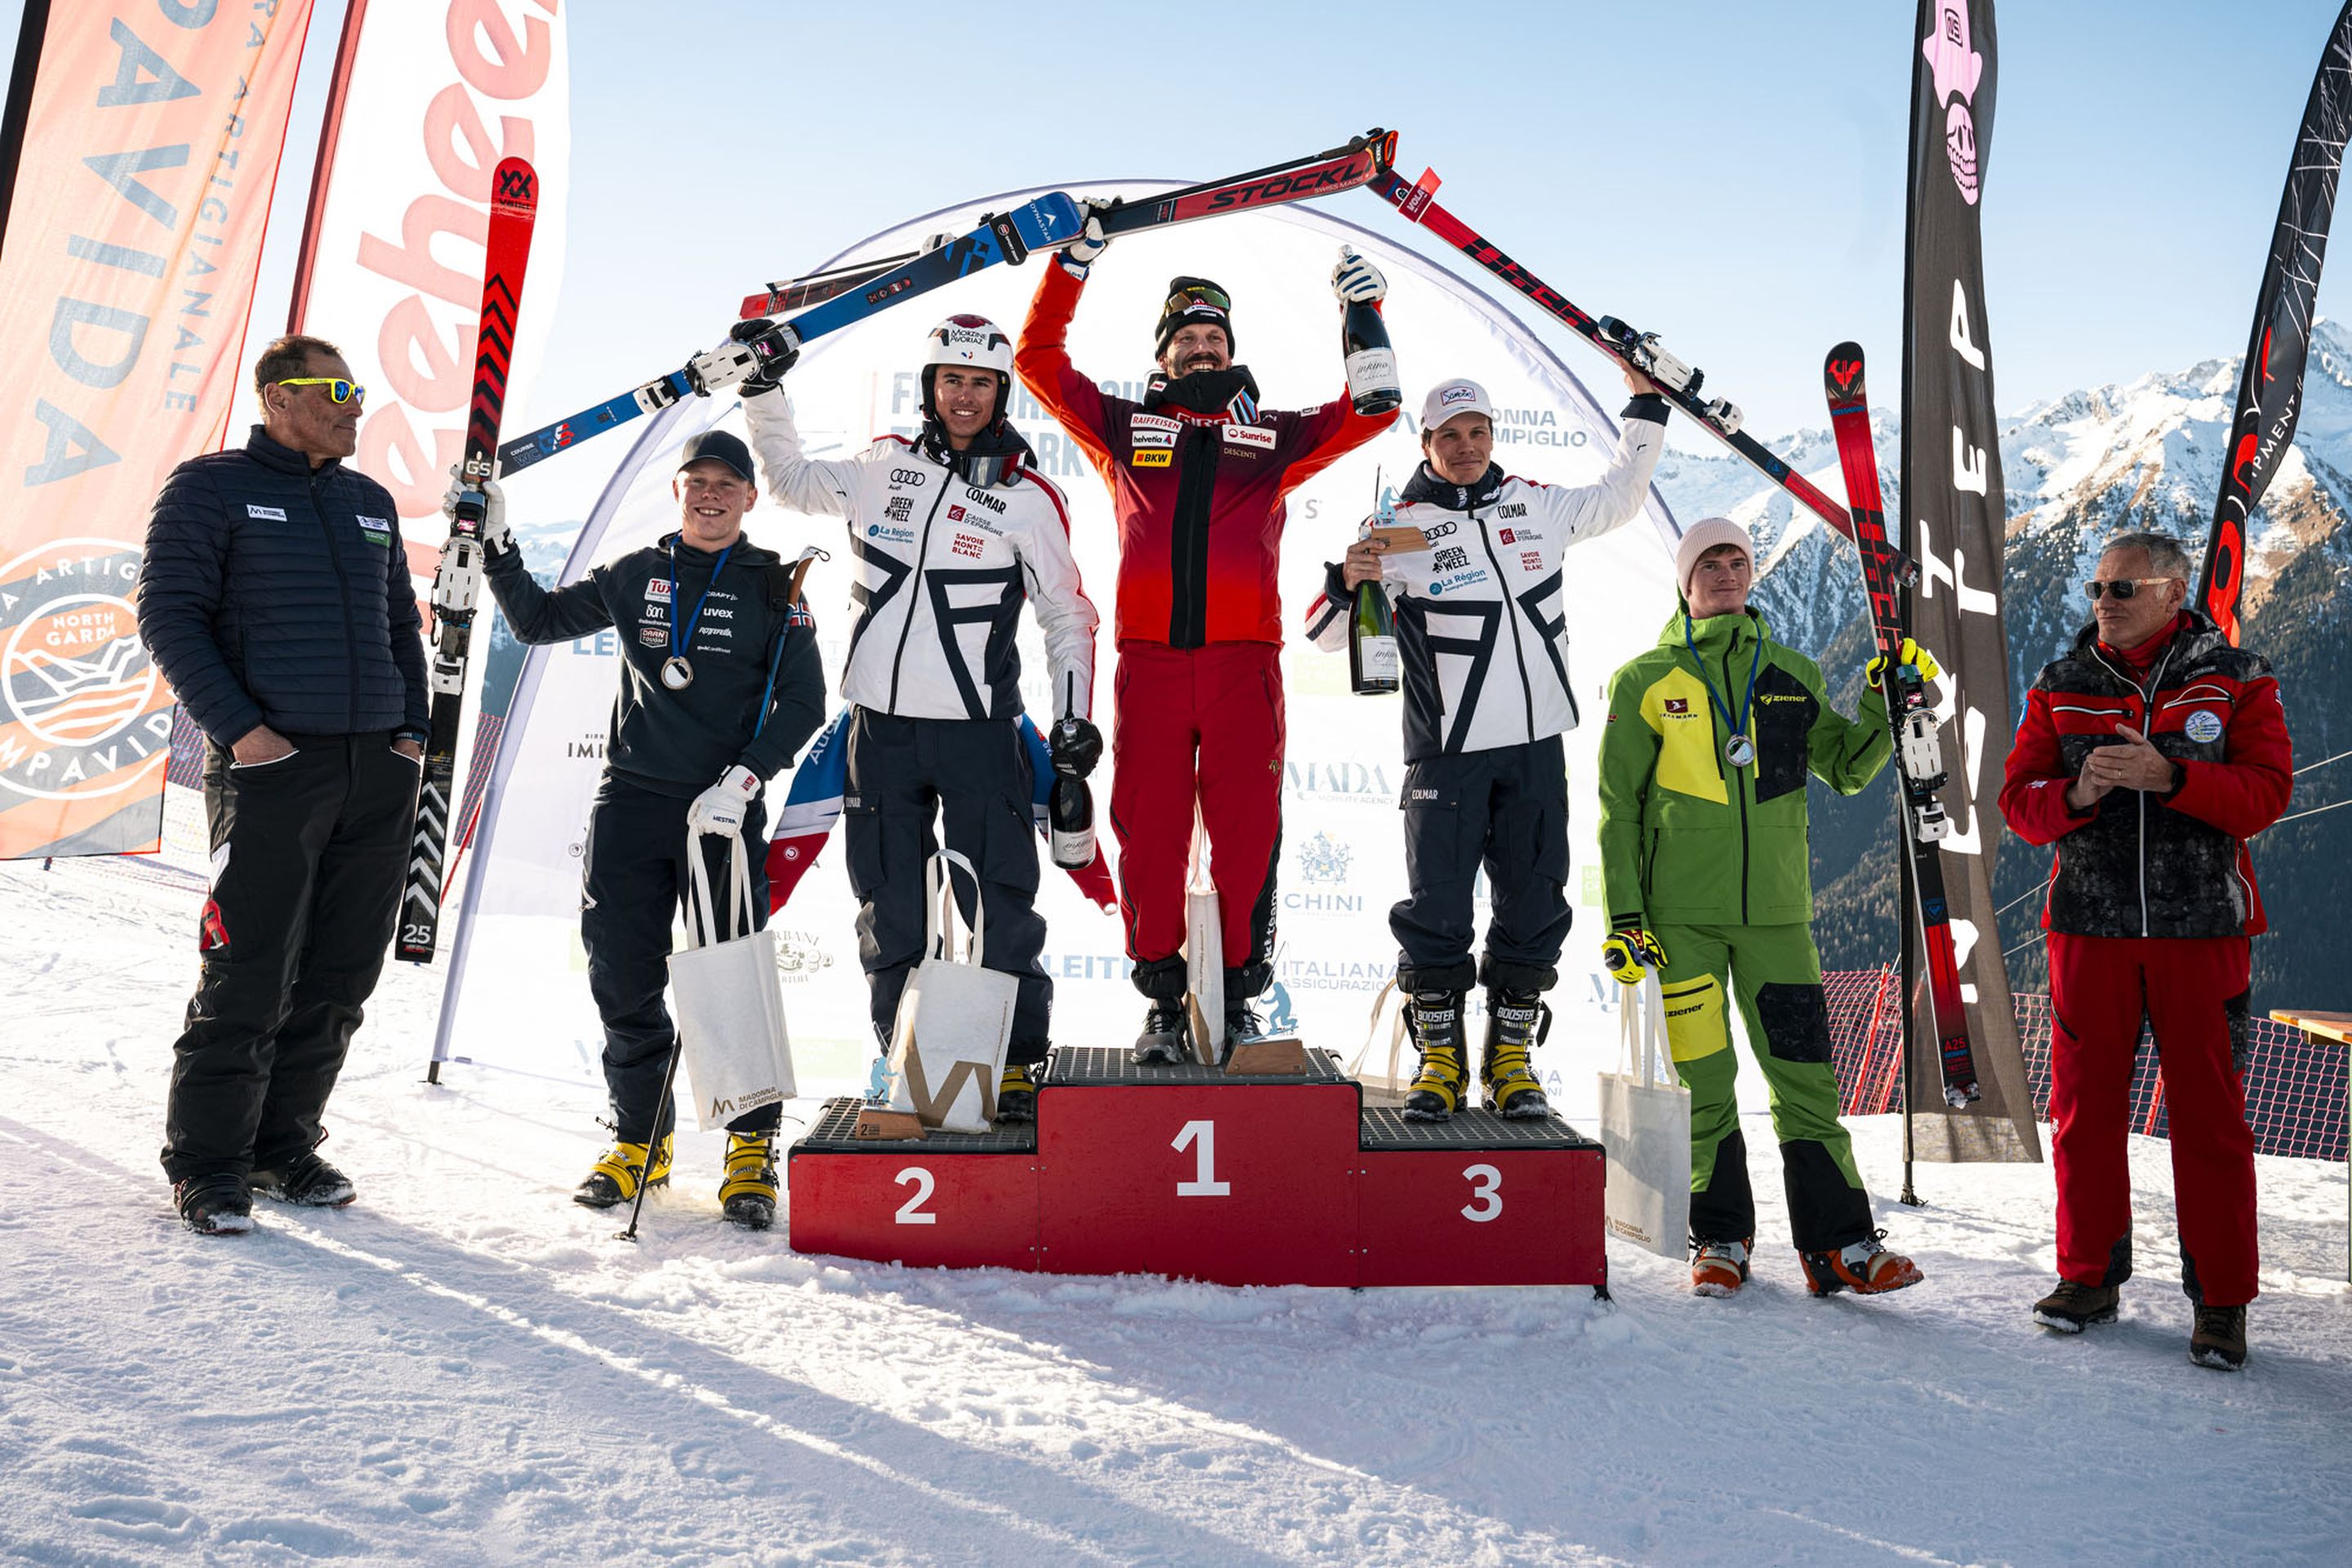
[1050,715,1103,779]
[728,316,801,395]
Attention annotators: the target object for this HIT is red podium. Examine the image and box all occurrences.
[786,1045,1606,1290]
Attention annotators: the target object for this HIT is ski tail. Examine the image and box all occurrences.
[400,155,538,965]
[1820,341,1980,1107]
[737,252,920,321]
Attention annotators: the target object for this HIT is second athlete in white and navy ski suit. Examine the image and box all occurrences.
[1303,392,1668,994]
[742,382,1098,1062]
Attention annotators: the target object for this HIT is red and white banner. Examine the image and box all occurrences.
[0,0,318,858]
[287,0,568,556]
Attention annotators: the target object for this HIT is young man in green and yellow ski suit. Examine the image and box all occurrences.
[1596,518,1927,1299]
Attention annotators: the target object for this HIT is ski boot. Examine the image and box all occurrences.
[2189,1304,2247,1371]
[996,1062,1040,1123]
[1799,1230,1924,1297]
[249,1149,357,1208]
[1690,1236,1752,1298]
[2030,1278,2120,1334]
[174,1176,253,1236]
[573,1134,674,1210]
[719,1133,778,1231]
[1480,987,1553,1120]
[1402,989,1469,1122]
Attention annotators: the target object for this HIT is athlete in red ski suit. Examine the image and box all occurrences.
[1999,533,2291,1367]
[1017,221,1396,1055]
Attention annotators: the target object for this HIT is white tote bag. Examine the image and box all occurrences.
[1597,975,1691,1259]
[1346,978,1412,1106]
[669,832,796,1133]
[1182,804,1223,1067]
[884,849,1017,1133]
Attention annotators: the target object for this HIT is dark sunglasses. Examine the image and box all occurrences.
[2082,577,2176,601]
[276,376,367,404]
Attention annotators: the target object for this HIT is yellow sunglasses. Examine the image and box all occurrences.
[275,376,367,404]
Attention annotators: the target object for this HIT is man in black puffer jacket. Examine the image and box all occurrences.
[137,335,431,1236]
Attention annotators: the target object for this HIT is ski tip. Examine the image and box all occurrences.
[1823,342,1868,403]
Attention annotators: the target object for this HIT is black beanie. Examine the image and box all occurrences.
[1155,276,1235,360]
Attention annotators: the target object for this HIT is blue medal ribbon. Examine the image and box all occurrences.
[1682,612,1762,767]
[667,538,736,667]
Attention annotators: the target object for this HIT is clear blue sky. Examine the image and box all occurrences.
[11,0,2349,512]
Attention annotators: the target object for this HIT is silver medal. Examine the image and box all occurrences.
[661,655,694,691]
[1725,733,1757,768]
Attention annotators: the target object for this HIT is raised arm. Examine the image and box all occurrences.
[1526,394,1670,547]
[741,383,864,519]
[1015,259,1115,472]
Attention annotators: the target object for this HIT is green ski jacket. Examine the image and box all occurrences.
[1597,607,1891,928]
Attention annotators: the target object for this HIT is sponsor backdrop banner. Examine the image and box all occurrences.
[1904,0,2041,1160]
[0,0,318,858]
[435,188,1682,1113]
[287,0,568,582]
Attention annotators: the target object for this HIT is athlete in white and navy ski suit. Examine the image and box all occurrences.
[741,331,1097,1071]
[1303,376,1666,1116]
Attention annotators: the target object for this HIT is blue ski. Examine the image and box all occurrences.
[497,191,1085,474]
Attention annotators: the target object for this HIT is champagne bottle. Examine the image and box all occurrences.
[1350,577,1399,694]
[1341,248,1400,416]
[1049,675,1095,867]
[1049,776,1094,869]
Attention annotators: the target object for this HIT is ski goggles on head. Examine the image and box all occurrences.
[275,376,367,404]
[2082,577,2177,601]
[1164,283,1231,316]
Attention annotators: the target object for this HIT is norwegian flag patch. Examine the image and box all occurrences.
[787,599,816,628]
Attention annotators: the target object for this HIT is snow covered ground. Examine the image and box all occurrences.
[3,833,2349,1567]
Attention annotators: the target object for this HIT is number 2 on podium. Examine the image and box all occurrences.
[1173,1119,1230,1196]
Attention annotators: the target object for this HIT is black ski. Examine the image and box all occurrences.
[1824,343,1980,1107]
[399,155,537,964]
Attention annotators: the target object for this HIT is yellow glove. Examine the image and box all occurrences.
[1866,636,1940,688]
[1601,927,1668,985]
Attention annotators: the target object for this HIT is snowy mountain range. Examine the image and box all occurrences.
[1655,325,2352,1010]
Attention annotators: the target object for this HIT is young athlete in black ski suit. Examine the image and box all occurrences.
[468,431,824,1229]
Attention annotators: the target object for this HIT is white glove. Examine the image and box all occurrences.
[686,764,760,836]
[441,465,510,554]
[1061,203,1111,276]
[1331,245,1388,305]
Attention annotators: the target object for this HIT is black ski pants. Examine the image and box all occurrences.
[1391,734,1571,996]
[161,733,415,1185]
[581,773,778,1143]
[843,708,1050,1065]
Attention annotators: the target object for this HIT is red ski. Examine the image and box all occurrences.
[1823,342,1980,1107]
[399,154,538,964]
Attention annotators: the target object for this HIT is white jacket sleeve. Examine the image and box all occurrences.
[1013,472,1098,722]
[740,384,864,519]
[1531,398,1669,547]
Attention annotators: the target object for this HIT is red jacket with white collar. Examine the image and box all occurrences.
[1999,612,2292,939]
[1016,261,1396,648]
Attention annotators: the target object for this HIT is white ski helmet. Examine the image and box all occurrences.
[920,313,1013,421]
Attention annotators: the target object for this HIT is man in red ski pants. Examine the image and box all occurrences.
[1018,209,1398,1062]
[2000,531,2291,1370]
